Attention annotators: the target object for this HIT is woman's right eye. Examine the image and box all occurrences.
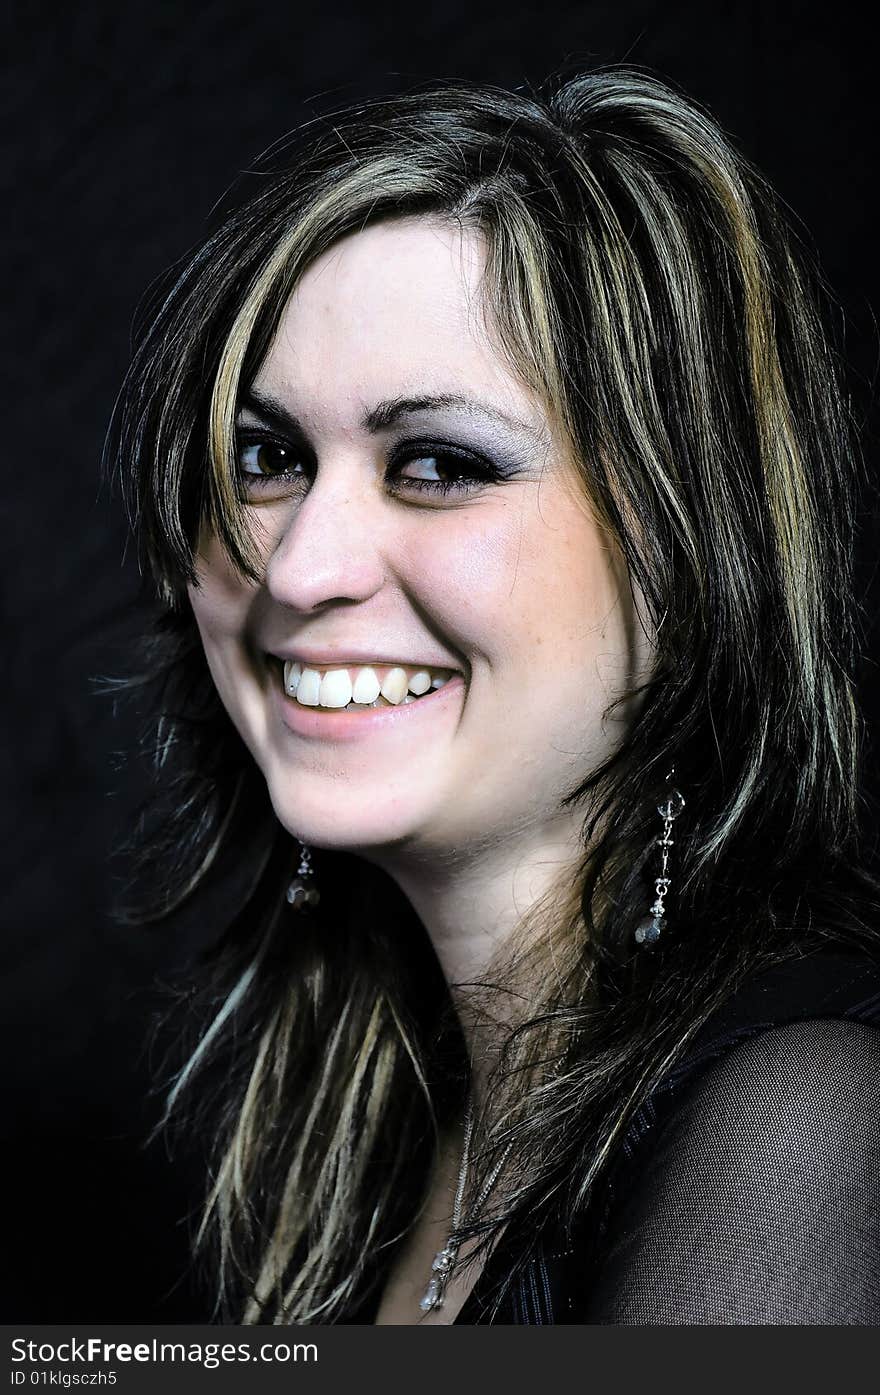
[236,434,309,497]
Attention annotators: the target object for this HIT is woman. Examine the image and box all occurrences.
[107,67,880,1324]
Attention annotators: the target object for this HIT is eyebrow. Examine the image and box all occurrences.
[238,388,547,446]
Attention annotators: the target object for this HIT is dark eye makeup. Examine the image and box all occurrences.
[233,427,512,502]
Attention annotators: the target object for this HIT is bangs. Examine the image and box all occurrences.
[203,184,384,587]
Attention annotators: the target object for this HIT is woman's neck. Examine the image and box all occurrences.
[372,811,587,1090]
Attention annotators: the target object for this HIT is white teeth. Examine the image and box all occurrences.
[407,670,432,696]
[319,669,353,708]
[351,666,381,704]
[296,668,321,706]
[380,667,409,705]
[282,657,454,710]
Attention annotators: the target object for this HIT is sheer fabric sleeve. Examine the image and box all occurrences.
[585,1019,880,1325]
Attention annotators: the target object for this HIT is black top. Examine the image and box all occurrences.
[453,949,880,1325]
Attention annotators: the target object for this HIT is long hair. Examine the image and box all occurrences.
[106,66,880,1322]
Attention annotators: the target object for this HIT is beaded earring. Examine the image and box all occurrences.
[286,839,320,910]
[634,769,685,946]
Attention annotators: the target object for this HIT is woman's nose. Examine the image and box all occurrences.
[263,470,387,613]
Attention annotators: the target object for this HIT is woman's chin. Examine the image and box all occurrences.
[267,789,425,857]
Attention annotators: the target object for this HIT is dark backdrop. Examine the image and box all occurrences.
[3,0,878,1321]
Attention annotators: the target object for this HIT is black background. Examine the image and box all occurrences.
[2,1,878,1321]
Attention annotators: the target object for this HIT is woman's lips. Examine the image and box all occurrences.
[271,667,465,742]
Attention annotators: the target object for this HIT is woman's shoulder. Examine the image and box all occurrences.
[620,945,880,1199]
[583,947,880,1324]
[653,985,880,1209]
[617,946,880,1158]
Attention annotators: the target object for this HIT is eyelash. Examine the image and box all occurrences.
[234,430,502,498]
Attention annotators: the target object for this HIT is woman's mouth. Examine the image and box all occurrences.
[277,658,457,711]
[266,655,465,740]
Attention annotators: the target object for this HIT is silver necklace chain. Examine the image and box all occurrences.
[419,1102,513,1315]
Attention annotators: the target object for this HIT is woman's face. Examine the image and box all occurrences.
[188,217,652,865]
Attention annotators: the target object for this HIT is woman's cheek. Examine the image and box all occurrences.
[187,539,257,640]
[396,516,512,653]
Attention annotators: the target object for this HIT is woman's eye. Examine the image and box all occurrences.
[391,452,494,496]
[235,435,310,500]
[238,439,304,478]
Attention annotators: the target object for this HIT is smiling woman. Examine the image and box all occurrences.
[190,218,646,872]
[107,67,880,1325]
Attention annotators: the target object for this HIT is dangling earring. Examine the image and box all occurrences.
[635,767,684,946]
[286,838,320,910]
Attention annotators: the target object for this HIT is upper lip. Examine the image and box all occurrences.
[267,646,461,672]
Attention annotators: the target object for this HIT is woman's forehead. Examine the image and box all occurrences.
[251,220,554,446]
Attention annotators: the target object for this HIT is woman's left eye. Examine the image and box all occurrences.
[389,451,496,496]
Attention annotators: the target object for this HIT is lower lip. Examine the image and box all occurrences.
[271,671,465,742]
